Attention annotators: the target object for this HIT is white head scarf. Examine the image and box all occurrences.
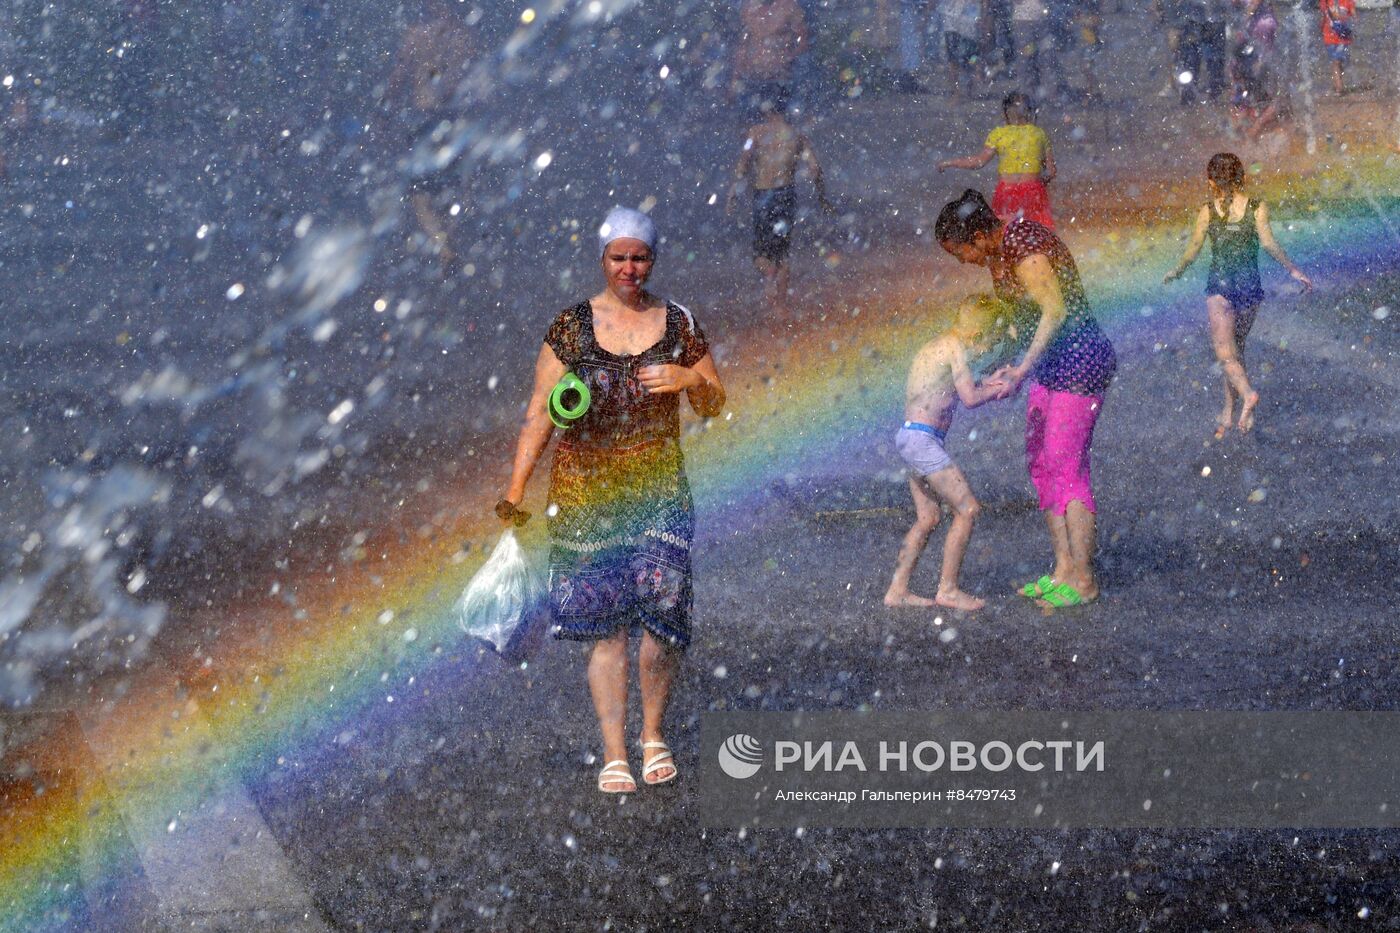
[597,206,658,256]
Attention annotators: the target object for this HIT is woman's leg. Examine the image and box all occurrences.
[1042,509,1075,582]
[639,630,680,782]
[1027,386,1076,583]
[1040,503,1096,599]
[588,628,634,790]
[1207,294,1257,431]
[1063,499,1098,600]
[1035,389,1103,600]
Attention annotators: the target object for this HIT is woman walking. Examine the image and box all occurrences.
[497,207,725,792]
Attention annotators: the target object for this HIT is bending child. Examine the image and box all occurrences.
[1164,152,1312,437]
[885,295,1007,612]
[937,92,1056,229]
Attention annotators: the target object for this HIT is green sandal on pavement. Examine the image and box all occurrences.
[1020,575,1055,599]
[1038,582,1085,608]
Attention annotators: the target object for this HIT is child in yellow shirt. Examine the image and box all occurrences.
[938,92,1056,229]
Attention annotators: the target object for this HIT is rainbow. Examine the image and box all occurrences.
[3,147,1399,931]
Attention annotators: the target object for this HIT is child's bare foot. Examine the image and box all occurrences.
[1213,413,1231,440]
[1237,391,1259,433]
[934,589,985,611]
[885,590,937,608]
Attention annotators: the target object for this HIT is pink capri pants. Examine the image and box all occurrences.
[1025,383,1104,515]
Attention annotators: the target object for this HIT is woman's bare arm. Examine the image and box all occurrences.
[636,354,726,418]
[686,353,726,418]
[502,343,566,506]
[1005,253,1067,383]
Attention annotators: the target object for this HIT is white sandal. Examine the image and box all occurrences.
[597,759,636,794]
[640,740,678,785]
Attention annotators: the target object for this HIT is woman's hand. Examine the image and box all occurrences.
[1289,267,1313,292]
[990,365,1027,399]
[637,364,701,394]
[1163,268,1181,284]
[495,498,531,526]
[980,375,1011,402]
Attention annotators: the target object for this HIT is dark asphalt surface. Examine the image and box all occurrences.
[243,261,1400,930]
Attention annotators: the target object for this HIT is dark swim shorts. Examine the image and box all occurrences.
[752,185,796,263]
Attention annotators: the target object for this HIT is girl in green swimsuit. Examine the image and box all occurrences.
[1164,153,1312,437]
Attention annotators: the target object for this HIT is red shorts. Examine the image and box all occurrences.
[992,177,1055,230]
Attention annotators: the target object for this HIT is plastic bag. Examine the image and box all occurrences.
[456,529,549,660]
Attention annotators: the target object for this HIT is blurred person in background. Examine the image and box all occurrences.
[1010,0,1056,100]
[983,0,1018,80]
[381,0,477,275]
[1160,0,1227,104]
[1048,0,1093,101]
[1319,0,1355,96]
[727,85,835,316]
[108,0,160,139]
[732,0,808,105]
[1228,0,1284,140]
[942,0,986,100]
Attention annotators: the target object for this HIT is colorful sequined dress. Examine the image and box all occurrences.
[542,300,709,649]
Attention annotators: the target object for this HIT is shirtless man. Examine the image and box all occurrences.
[884,296,1007,612]
[382,0,476,272]
[725,87,833,315]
